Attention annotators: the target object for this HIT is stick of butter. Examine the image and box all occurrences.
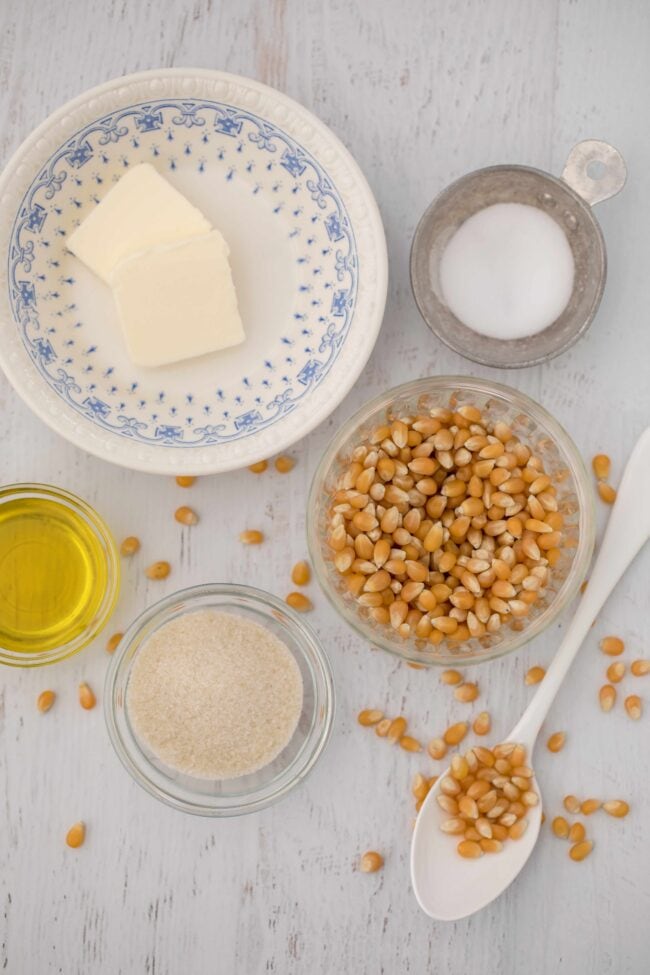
[67,163,211,283]
[111,231,245,368]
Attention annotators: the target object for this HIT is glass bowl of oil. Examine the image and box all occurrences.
[0,484,120,667]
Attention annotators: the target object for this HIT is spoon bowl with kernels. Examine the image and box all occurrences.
[411,428,650,920]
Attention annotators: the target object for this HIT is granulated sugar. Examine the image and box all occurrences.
[127,609,303,779]
[439,202,575,339]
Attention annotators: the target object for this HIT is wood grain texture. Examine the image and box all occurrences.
[1,1,649,972]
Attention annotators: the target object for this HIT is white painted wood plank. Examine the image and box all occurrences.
[0,0,649,972]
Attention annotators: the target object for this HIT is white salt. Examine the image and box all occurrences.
[127,609,303,780]
[438,202,575,340]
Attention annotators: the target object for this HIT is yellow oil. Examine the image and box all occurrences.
[0,496,109,654]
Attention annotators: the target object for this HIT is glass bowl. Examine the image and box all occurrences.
[307,376,595,666]
[105,583,335,816]
[0,483,120,667]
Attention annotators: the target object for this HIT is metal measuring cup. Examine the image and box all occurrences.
[410,140,627,368]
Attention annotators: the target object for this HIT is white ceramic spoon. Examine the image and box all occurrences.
[411,428,650,921]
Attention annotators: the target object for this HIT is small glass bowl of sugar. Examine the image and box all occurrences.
[105,583,334,816]
[411,140,626,368]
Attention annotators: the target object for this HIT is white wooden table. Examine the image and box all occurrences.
[1,2,649,972]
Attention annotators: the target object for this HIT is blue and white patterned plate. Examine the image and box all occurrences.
[0,69,387,473]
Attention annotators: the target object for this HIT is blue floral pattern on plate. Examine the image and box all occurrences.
[7,98,357,447]
[0,71,386,473]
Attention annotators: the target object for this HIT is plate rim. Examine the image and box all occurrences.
[0,67,388,474]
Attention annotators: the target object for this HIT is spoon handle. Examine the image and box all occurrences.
[510,427,650,745]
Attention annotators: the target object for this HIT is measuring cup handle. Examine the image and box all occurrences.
[561,139,627,206]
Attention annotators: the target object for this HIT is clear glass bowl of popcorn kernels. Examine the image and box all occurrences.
[307,376,595,666]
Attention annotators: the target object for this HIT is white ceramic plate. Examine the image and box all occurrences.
[0,69,387,473]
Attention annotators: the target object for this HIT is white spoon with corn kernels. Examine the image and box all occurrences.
[411,428,650,921]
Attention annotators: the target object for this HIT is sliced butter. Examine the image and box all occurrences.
[67,163,211,283]
[111,231,245,368]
